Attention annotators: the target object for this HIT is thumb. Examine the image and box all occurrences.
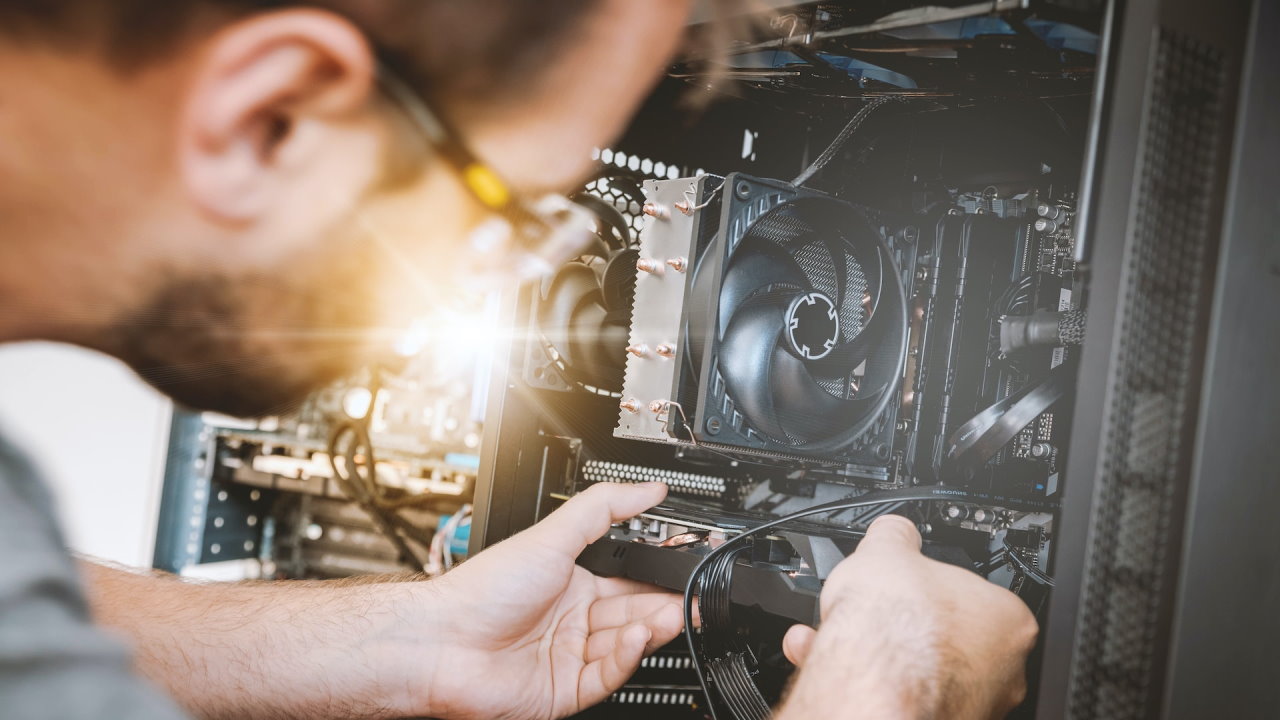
[782,624,817,667]
[855,514,922,557]
[527,482,668,555]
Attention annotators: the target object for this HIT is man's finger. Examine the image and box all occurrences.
[588,592,682,633]
[782,624,817,667]
[594,577,701,628]
[585,604,682,663]
[578,623,650,709]
[594,575,669,599]
[855,514,922,556]
[528,482,668,555]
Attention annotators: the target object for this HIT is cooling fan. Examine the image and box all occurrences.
[617,174,910,466]
[525,178,643,395]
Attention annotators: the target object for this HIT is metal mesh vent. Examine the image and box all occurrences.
[1067,29,1228,719]
[587,148,683,237]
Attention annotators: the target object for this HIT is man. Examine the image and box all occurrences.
[0,1,1038,718]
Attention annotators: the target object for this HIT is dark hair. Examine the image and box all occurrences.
[0,0,599,109]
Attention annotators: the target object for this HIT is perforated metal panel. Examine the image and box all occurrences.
[1066,28,1229,719]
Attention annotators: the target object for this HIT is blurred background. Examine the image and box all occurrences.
[0,343,170,566]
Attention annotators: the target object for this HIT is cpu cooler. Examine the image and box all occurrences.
[617,174,910,466]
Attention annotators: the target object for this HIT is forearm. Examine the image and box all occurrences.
[79,561,445,720]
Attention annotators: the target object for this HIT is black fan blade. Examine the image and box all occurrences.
[571,192,633,250]
[538,262,600,366]
[718,235,810,338]
[718,298,792,442]
[569,301,626,380]
[769,344,885,442]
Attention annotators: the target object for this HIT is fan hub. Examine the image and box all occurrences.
[785,292,840,361]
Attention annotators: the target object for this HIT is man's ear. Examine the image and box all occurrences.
[180,9,376,222]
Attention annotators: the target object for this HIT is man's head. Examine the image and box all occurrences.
[0,0,693,415]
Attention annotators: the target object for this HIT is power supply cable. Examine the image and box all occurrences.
[792,97,912,188]
[682,485,1058,719]
[942,361,1074,478]
[1003,539,1054,587]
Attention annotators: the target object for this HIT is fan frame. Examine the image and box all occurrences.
[688,173,915,468]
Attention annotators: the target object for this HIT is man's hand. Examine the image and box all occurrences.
[774,515,1038,720]
[414,481,683,719]
[82,482,680,720]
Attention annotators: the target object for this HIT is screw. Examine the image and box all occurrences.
[648,400,668,414]
[666,257,688,273]
[626,344,649,358]
[655,343,676,358]
[641,202,669,219]
[636,258,662,274]
[705,417,722,435]
[734,180,751,200]
[673,200,692,215]
[619,398,640,414]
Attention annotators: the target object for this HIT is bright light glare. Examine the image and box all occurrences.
[393,295,506,378]
[342,387,373,419]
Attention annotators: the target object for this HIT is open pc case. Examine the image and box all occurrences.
[466,0,1279,718]
[154,0,1277,717]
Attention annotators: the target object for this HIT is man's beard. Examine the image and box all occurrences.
[107,235,388,419]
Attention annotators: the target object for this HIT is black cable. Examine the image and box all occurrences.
[326,422,427,569]
[682,485,1058,719]
[942,361,1074,477]
[1003,540,1055,587]
[792,97,912,187]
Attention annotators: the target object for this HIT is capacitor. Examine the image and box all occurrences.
[1034,217,1059,234]
[1030,442,1053,458]
[1037,202,1063,220]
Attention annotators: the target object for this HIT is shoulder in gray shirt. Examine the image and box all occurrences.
[0,429,188,719]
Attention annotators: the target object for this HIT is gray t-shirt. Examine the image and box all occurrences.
[0,430,187,718]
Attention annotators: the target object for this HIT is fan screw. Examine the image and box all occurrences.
[666,256,688,273]
[655,343,676,358]
[636,258,662,274]
[619,398,641,414]
[648,400,668,415]
[641,202,669,220]
[705,417,723,435]
[626,344,650,358]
